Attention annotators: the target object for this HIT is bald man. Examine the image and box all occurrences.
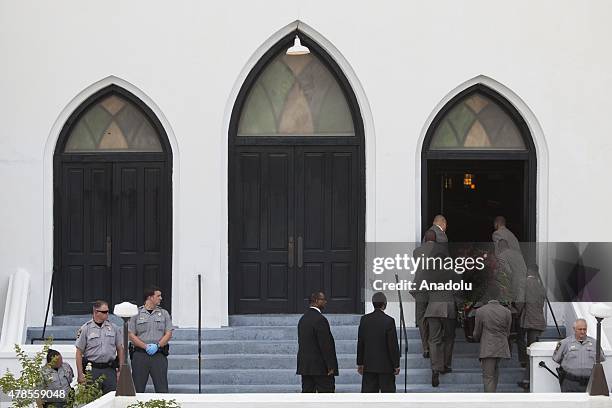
[424,215,448,244]
[492,216,520,254]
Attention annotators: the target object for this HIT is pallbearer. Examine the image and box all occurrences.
[410,230,437,358]
[473,286,512,393]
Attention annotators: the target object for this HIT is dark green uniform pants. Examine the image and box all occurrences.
[560,377,588,392]
[131,351,169,393]
[92,367,117,394]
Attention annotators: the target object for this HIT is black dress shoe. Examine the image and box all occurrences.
[422,351,430,358]
[432,371,440,387]
[440,367,452,374]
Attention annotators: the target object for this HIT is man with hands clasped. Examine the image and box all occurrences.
[128,286,173,393]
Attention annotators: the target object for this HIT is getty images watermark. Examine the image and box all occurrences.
[365,241,612,303]
[364,242,497,302]
[370,247,485,292]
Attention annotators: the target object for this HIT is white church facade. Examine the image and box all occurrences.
[1,0,611,332]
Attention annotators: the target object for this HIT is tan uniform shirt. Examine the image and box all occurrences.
[128,306,173,344]
[75,320,121,363]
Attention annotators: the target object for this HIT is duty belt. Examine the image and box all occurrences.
[564,372,590,383]
[83,358,117,369]
[130,343,170,356]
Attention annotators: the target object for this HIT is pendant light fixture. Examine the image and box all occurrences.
[286,21,310,56]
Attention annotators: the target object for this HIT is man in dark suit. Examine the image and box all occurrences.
[357,292,400,393]
[492,216,520,254]
[297,291,338,393]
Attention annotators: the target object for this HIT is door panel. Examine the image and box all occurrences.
[57,161,170,314]
[60,163,112,314]
[296,147,358,313]
[230,146,360,314]
[232,147,295,313]
[113,162,168,307]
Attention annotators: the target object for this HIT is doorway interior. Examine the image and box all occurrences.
[426,159,527,243]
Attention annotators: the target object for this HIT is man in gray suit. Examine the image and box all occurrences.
[424,249,459,387]
[496,239,527,307]
[424,214,448,244]
[492,216,520,253]
[410,230,437,359]
[516,265,546,389]
[424,215,449,259]
[473,288,512,393]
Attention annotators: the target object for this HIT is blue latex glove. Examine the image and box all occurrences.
[145,343,159,355]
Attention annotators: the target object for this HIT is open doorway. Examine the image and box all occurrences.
[421,85,536,244]
[426,159,527,242]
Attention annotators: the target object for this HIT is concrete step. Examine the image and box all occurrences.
[163,338,483,355]
[162,368,525,385]
[50,314,364,327]
[28,323,565,343]
[148,382,524,393]
[28,325,424,342]
[167,354,522,370]
[228,314,363,326]
[51,314,124,326]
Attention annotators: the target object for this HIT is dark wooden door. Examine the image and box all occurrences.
[59,163,113,313]
[57,161,170,314]
[230,146,360,314]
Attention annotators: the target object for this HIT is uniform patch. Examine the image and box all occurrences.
[555,341,561,352]
[76,328,82,339]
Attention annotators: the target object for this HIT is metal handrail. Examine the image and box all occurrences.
[30,267,72,344]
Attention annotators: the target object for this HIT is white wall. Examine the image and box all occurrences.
[1,0,611,328]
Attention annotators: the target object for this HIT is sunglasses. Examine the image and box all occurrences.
[96,310,110,314]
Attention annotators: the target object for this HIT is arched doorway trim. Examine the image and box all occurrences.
[223,22,367,312]
[45,77,178,315]
[221,21,375,318]
[415,75,548,244]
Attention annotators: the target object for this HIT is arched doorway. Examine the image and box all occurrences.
[228,32,365,314]
[53,85,172,314]
[422,84,536,245]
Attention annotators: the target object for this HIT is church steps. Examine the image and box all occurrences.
[26,315,564,394]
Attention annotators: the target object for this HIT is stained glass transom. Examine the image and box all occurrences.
[237,52,355,136]
[430,93,526,150]
[64,95,162,152]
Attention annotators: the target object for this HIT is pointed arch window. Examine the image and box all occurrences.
[237,52,355,136]
[64,94,162,152]
[430,93,526,150]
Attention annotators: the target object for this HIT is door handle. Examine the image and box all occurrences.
[288,236,294,268]
[297,236,303,268]
[106,236,112,268]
